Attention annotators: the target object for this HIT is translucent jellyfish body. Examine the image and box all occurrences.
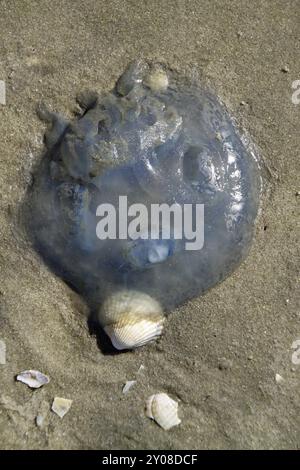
[29,61,261,349]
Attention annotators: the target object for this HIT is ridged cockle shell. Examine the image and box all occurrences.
[99,290,165,350]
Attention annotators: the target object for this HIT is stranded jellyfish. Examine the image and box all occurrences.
[29,61,261,350]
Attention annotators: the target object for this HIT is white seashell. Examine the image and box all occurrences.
[16,370,50,389]
[51,397,72,418]
[122,380,136,394]
[99,290,165,350]
[144,69,169,92]
[145,393,181,430]
[36,414,45,427]
[0,340,6,365]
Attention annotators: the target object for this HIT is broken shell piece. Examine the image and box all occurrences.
[99,290,165,350]
[122,380,136,394]
[116,60,149,96]
[275,373,284,384]
[104,317,164,350]
[51,397,72,418]
[0,340,6,365]
[35,400,50,428]
[16,370,50,389]
[137,364,145,374]
[145,393,181,430]
[144,69,169,92]
[36,414,45,428]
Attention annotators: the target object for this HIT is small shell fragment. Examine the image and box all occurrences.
[275,373,284,384]
[35,401,50,428]
[51,397,72,418]
[137,364,145,374]
[145,393,181,430]
[100,290,165,350]
[122,380,136,394]
[0,340,6,365]
[16,370,50,389]
[36,414,45,427]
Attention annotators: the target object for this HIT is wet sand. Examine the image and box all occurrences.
[0,0,299,449]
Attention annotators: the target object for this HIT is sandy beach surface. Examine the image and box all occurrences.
[0,0,299,449]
